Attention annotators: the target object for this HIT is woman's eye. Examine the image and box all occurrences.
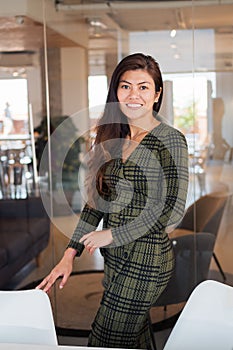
[140,85,148,90]
[121,84,130,89]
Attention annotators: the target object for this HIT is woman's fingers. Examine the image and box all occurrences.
[36,274,55,293]
[80,233,93,250]
[35,279,47,291]
[36,270,64,293]
[79,232,92,244]
[79,229,113,252]
[88,246,97,255]
[59,273,69,289]
[35,248,75,292]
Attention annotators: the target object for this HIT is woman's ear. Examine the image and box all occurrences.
[154,87,162,103]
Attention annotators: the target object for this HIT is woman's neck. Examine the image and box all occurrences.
[128,118,160,139]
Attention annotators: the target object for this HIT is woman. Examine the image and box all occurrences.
[37,53,189,349]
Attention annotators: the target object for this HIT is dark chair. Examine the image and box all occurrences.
[149,232,216,350]
[169,191,229,282]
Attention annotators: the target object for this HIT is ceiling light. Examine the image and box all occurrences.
[174,53,180,60]
[89,19,107,30]
[170,29,177,38]
[92,26,102,38]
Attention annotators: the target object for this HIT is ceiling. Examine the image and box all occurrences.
[57,0,233,32]
[56,0,233,72]
[0,0,232,72]
[0,16,78,52]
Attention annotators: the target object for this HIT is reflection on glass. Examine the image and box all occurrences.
[43,0,233,335]
[0,0,232,340]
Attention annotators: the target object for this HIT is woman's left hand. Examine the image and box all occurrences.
[79,229,113,255]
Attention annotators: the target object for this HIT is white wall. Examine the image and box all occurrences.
[0,0,28,16]
[160,80,174,125]
[216,72,233,147]
[27,64,43,128]
[61,47,90,134]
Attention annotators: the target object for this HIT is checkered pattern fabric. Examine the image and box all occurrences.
[68,122,189,348]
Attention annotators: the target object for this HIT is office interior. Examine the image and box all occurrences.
[0,0,233,348]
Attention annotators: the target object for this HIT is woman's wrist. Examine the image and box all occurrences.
[64,247,77,260]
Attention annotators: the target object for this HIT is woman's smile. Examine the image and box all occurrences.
[117,69,160,123]
[126,103,143,109]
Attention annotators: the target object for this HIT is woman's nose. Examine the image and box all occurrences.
[129,87,140,98]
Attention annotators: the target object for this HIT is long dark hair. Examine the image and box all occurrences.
[86,53,164,205]
[94,53,163,146]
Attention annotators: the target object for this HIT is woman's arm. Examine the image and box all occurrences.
[67,203,105,255]
[36,247,77,292]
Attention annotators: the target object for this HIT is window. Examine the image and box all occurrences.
[0,78,29,136]
[88,75,108,122]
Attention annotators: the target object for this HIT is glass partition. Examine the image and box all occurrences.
[1,0,232,346]
[0,1,55,291]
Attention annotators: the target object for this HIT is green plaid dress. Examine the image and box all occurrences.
[68,122,189,349]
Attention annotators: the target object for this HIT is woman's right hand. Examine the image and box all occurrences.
[35,248,77,293]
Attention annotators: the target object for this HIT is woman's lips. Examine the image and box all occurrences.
[126,103,142,109]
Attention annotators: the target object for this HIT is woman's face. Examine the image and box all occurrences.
[117,69,161,122]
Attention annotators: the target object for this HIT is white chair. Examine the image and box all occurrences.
[163,280,233,350]
[0,289,57,345]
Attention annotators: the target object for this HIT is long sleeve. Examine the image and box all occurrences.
[110,124,189,247]
[67,151,112,256]
[67,204,104,256]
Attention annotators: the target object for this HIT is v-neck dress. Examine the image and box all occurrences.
[68,122,189,349]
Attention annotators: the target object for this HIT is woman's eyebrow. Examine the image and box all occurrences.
[119,80,152,85]
[138,81,152,85]
[119,79,131,84]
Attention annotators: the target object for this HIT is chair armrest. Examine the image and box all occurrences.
[168,228,193,239]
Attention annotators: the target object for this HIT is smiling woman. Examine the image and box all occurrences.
[37,53,189,350]
[117,69,161,130]
[116,68,162,161]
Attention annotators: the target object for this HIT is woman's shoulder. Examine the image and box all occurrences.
[152,120,185,137]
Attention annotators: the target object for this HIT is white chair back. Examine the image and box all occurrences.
[164,280,233,350]
[0,289,57,345]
